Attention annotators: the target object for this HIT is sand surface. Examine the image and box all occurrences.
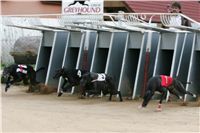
[1,84,199,133]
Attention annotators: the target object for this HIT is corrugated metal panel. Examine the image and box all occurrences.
[124,1,200,22]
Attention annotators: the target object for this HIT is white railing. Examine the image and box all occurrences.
[1,13,199,65]
[2,13,200,29]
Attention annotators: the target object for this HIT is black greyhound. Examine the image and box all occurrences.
[2,64,44,92]
[68,0,89,6]
[141,75,196,111]
[53,68,88,96]
[79,72,123,102]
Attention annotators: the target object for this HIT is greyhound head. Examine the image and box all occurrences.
[142,90,154,107]
[2,66,11,79]
[53,68,65,79]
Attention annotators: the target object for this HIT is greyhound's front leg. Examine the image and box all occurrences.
[5,83,10,92]
[157,88,167,111]
[118,91,123,102]
[61,80,67,90]
[109,92,113,101]
[110,90,123,102]
[79,87,86,99]
[57,80,67,97]
[5,76,13,92]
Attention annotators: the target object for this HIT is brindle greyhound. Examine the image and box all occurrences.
[79,72,123,102]
[53,68,88,96]
[140,75,196,111]
[2,64,44,92]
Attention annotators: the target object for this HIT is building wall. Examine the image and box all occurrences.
[1,1,61,15]
[1,1,52,65]
[1,1,129,15]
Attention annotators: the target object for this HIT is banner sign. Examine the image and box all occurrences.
[62,0,103,14]
[61,0,104,24]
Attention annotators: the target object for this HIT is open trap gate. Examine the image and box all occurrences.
[2,13,200,101]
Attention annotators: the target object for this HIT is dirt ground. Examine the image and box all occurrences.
[1,84,200,133]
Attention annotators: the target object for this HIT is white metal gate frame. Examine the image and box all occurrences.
[2,13,199,30]
[1,13,200,100]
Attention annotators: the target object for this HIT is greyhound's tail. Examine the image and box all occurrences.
[186,90,197,98]
[36,67,45,72]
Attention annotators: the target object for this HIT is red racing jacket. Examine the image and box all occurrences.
[160,75,173,87]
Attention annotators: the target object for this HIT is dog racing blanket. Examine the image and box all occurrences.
[16,65,28,74]
[92,73,106,82]
[160,75,173,87]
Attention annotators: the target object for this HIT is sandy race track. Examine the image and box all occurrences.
[1,84,200,133]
